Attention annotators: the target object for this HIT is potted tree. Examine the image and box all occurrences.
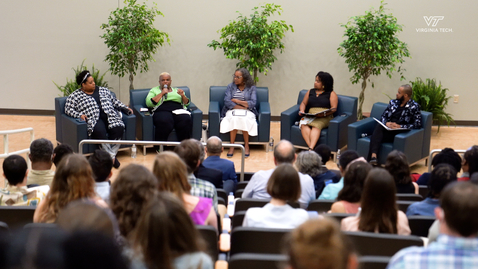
[338,1,410,119]
[100,0,170,90]
[410,78,454,132]
[208,3,293,82]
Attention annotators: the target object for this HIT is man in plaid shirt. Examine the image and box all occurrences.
[387,181,478,269]
[174,139,218,213]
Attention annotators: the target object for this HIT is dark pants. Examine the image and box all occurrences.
[368,123,406,160]
[153,111,192,142]
[91,119,124,140]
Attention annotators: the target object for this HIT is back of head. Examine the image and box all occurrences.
[338,161,373,203]
[401,84,413,97]
[30,138,54,163]
[194,140,206,162]
[110,164,158,237]
[267,164,301,202]
[464,145,478,176]
[132,192,202,269]
[153,151,191,197]
[88,149,113,182]
[385,150,411,185]
[314,144,332,165]
[295,151,322,178]
[174,139,201,174]
[440,181,478,237]
[3,154,27,186]
[57,200,119,239]
[338,150,360,171]
[431,148,462,174]
[428,163,457,198]
[53,144,73,167]
[359,168,398,234]
[273,140,296,165]
[206,136,222,155]
[285,218,354,269]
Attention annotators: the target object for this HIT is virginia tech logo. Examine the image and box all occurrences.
[417,16,451,33]
[423,16,444,27]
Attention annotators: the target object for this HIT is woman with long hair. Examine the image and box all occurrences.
[341,168,411,235]
[153,151,217,230]
[33,154,106,223]
[330,161,372,214]
[131,193,213,269]
[385,150,419,194]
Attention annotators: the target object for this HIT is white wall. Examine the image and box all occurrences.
[1,0,476,120]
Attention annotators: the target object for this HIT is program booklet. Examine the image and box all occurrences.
[373,117,409,131]
[303,108,333,116]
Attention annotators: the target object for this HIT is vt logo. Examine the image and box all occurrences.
[423,16,444,27]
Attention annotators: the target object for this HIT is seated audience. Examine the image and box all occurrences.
[458,145,478,181]
[416,147,461,185]
[27,138,55,186]
[52,144,73,167]
[242,140,315,208]
[33,154,107,223]
[318,150,360,200]
[1,154,49,206]
[284,218,358,269]
[153,151,217,229]
[193,139,223,190]
[110,164,158,240]
[243,164,309,228]
[88,149,113,203]
[202,136,238,194]
[330,161,373,214]
[385,150,419,194]
[314,144,341,189]
[341,168,411,235]
[389,182,478,269]
[407,164,457,216]
[174,139,219,213]
[131,193,213,269]
[295,151,325,191]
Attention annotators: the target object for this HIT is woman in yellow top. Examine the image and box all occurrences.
[145,72,192,143]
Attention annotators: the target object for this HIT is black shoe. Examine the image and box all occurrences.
[113,157,121,169]
[369,157,378,166]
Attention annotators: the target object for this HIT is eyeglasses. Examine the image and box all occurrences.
[232,75,243,79]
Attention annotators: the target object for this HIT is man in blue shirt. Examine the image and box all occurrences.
[202,136,237,194]
[388,181,478,269]
[318,150,359,200]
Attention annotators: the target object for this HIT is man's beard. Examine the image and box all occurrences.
[396,96,405,103]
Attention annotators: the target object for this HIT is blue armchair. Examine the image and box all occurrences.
[54,92,136,154]
[280,90,358,152]
[130,87,203,154]
[347,102,433,165]
[208,86,271,148]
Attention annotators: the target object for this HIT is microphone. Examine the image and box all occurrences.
[163,84,168,99]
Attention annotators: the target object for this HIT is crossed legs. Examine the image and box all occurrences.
[301,125,322,150]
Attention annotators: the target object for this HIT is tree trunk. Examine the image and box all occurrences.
[357,78,367,120]
[129,72,134,90]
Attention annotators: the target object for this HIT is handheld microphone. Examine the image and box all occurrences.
[163,84,168,99]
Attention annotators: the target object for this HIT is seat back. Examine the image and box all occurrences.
[235,181,250,191]
[216,189,228,203]
[344,231,423,256]
[232,211,247,230]
[370,102,389,119]
[54,96,68,143]
[230,227,291,255]
[306,200,335,213]
[0,206,36,229]
[229,253,287,269]
[408,215,436,237]
[358,256,391,269]
[396,193,424,201]
[234,198,300,214]
[420,110,433,159]
[397,200,415,213]
[196,225,219,261]
[418,185,429,198]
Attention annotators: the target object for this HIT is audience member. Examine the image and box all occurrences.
[318,150,360,200]
[242,140,315,208]
[314,144,341,190]
[416,148,461,185]
[389,182,478,269]
[52,144,74,167]
[203,136,238,194]
[174,139,218,213]
[341,168,411,235]
[407,164,457,216]
[330,161,372,214]
[33,154,107,223]
[153,151,217,229]
[88,149,113,203]
[458,145,478,181]
[193,139,224,190]
[131,193,213,269]
[285,218,358,269]
[385,150,419,194]
[295,151,324,191]
[110,164,158,239]
[243,164,309,228]
[1,155,49,206]
[27,138,55,186]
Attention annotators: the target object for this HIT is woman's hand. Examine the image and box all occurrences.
[299,111,305,116]
[177,88,185,97]
[80,115,87,121]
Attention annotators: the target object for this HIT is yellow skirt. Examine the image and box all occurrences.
[300,107,333,129]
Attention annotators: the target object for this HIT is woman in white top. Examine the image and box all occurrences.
[243,163,309,229]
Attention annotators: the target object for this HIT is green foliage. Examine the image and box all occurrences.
[410,78,454,132]
[208,3,294,82]
[100,0,170,90]
[53,60,109,97]
[337,1,410,119]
